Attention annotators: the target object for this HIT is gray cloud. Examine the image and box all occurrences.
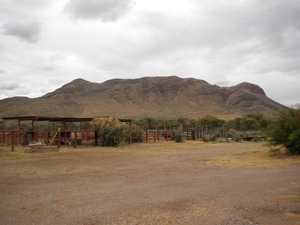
[2,21,42,43]
[0,81,19,91]
[120,0,300,81]
[139,1,300,52]
[64,0,135,21]
[0,0,299,105]
[0,0,54,20]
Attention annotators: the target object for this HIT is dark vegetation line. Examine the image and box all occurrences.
[1,104,299,154]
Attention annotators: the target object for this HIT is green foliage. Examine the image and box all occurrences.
[20,124,31,130]
[171,127,183,142]
[144,117,159,129]
[187,118,197,126]
[198,116,226,130]
[51,122,63,131]
[203,135,210,142]
[36,123,48,130]
[131,124,145,143]
[90,117,127,146]
[241,117,259,131]
[226,129,243,142]
[67,122,79,130]
[246,114,270,129]
[225,114,268,132]
[226,117,243,131]
[134,117,158,129]
[268,106,300,155]
[177,117,189,124]
[80,122,92,130]
[210,134,217,141]
[131,115,269,144]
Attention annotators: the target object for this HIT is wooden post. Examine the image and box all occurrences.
[44,130,49,145]
[34,130,38,142]
[11,131,14,151]
[86,131,89,147]
[74,131,77,148]
[129,121,132,144]
[57,131,61,149]
[166,131,168,142]
[18,119,21,145]
[2,131,5,144]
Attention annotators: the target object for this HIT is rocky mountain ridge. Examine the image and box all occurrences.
[0,76,283,119]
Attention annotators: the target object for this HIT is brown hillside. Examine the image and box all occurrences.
[0,76,283,119]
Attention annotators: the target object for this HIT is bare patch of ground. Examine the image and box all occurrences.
[0,141,300,225]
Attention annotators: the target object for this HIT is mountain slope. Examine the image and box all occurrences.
[0,76,283,119]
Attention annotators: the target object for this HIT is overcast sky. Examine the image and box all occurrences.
[0,0,299,106]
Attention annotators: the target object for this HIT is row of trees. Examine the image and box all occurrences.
[89,105,300,155]
[1,104,299,154]
[87,114,270,147]
[0,114,268,133]
[134,114,269,132]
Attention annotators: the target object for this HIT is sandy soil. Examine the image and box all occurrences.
[0,141,300,225]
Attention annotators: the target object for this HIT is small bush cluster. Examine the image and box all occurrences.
[90,117,128,146]
[226,129,243,142]
[131,124,145,143]
[171,128,183,142]
[203,134,219,142]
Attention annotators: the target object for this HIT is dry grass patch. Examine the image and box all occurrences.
[0,146,28,161]
[279,191,300,217]
[206,144,300,168]
[114,141,212,155]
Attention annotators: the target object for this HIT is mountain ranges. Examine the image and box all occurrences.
[0,76,284,120]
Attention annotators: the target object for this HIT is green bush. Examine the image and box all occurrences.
[131,124,145,143]
[226,129,243,142]
[203,134,210,142]
[171,128,183,142]
[90,117,128,146]
[210,134,217,141]
[268,106,300,155]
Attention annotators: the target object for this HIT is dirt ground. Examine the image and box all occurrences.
[0,141,300,225]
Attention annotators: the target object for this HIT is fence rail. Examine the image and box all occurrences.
[0,130,97,151]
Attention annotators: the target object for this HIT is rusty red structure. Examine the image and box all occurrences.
[0,116,132,150]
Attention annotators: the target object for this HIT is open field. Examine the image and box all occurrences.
[0,141,300,225]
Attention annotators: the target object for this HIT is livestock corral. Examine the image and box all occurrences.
[0,116,211,151]
[0,116,264,151]
[0,116,133,150]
